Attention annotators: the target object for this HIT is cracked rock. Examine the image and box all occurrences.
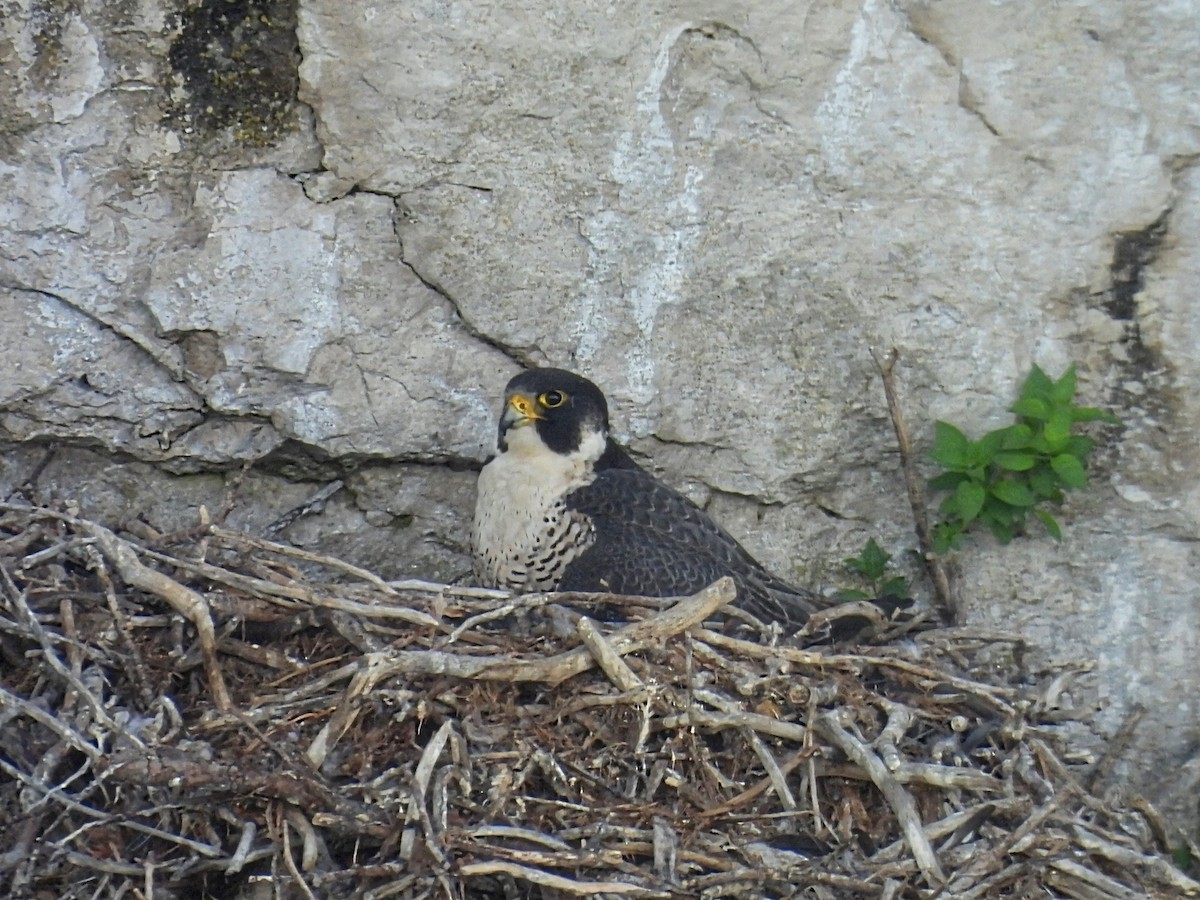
[1,0,1198,836]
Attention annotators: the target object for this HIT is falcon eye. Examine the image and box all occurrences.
[539,390,567,408]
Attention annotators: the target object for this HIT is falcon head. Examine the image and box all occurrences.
[496,368,611,460]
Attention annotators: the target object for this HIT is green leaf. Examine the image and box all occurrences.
[1000,423,1034,450]
[986,519,1016,544]
[846,539,891,581]
[990,480,1037,507]
[993,451,1037,471]
[955,480,987,524]
[1050,365,1077,405]
[844,558,868,576]
[1035,508,1062,541]
[1063,435,1095,460]
[1019,365,1055,403]
[929,471,968,491]
[1011,397,1049,421]
[932,421,971,469]
[836,588,870,601]
[859,538,889,579]
[880,576,911,600]
[1043,407,1072,450]
[1029,431,1052,455]
[942,490,973,522]
[1028,466,1064,500]
[1072,406,1121,425]
[981,499,1021,526]
[1051,453,1088,489]
[975,428,1007,463]
[1172,845,1193,872]
[932,521,966,554]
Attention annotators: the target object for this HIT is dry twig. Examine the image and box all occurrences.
[0,505,1193,899]
[870,346,957,621]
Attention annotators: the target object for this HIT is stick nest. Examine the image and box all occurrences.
[0,503,1194,899]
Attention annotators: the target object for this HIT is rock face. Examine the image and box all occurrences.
[2,0,1197,831]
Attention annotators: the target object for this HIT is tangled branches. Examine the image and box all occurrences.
[0,503,1194,898]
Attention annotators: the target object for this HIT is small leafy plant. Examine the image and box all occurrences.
[838,538,911,602]
[929,365,1119,553]
[1172,844,1193,874]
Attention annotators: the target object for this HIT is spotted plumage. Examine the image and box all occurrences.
[471,368,827,627]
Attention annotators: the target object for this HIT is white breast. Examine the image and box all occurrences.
[471,426,604,591]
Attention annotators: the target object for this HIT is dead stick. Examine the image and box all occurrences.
[577,617,643,691]
[0,505,235,710]
[306,579,736,766]
[870,347,957,621]
[82,521,234,710]
[934,796,1060,897]
[816,710,946,885]
[697,749,814,818]
[455,860,653,895]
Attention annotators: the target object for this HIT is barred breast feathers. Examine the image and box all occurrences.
[472,425,607,591]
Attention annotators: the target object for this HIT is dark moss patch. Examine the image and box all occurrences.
[1105,211,1169,322]
[1087,210,1180,443]
[163,0,300,147]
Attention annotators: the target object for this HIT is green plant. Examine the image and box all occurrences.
[929,364,1119,553]
[1172,844,1193,873]
[838,538,911,602]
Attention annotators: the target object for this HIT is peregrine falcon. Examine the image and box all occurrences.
[471,367,826,627]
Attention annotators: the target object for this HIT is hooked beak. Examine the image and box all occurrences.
[501,392,542,431]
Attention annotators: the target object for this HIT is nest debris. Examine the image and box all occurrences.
[0,502,1195,899]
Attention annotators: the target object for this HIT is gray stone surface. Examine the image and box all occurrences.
[1,0,1197,833]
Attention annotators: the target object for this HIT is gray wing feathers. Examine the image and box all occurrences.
[559,467,823,625]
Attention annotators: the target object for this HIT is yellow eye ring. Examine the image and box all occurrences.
[539,390,567,409]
